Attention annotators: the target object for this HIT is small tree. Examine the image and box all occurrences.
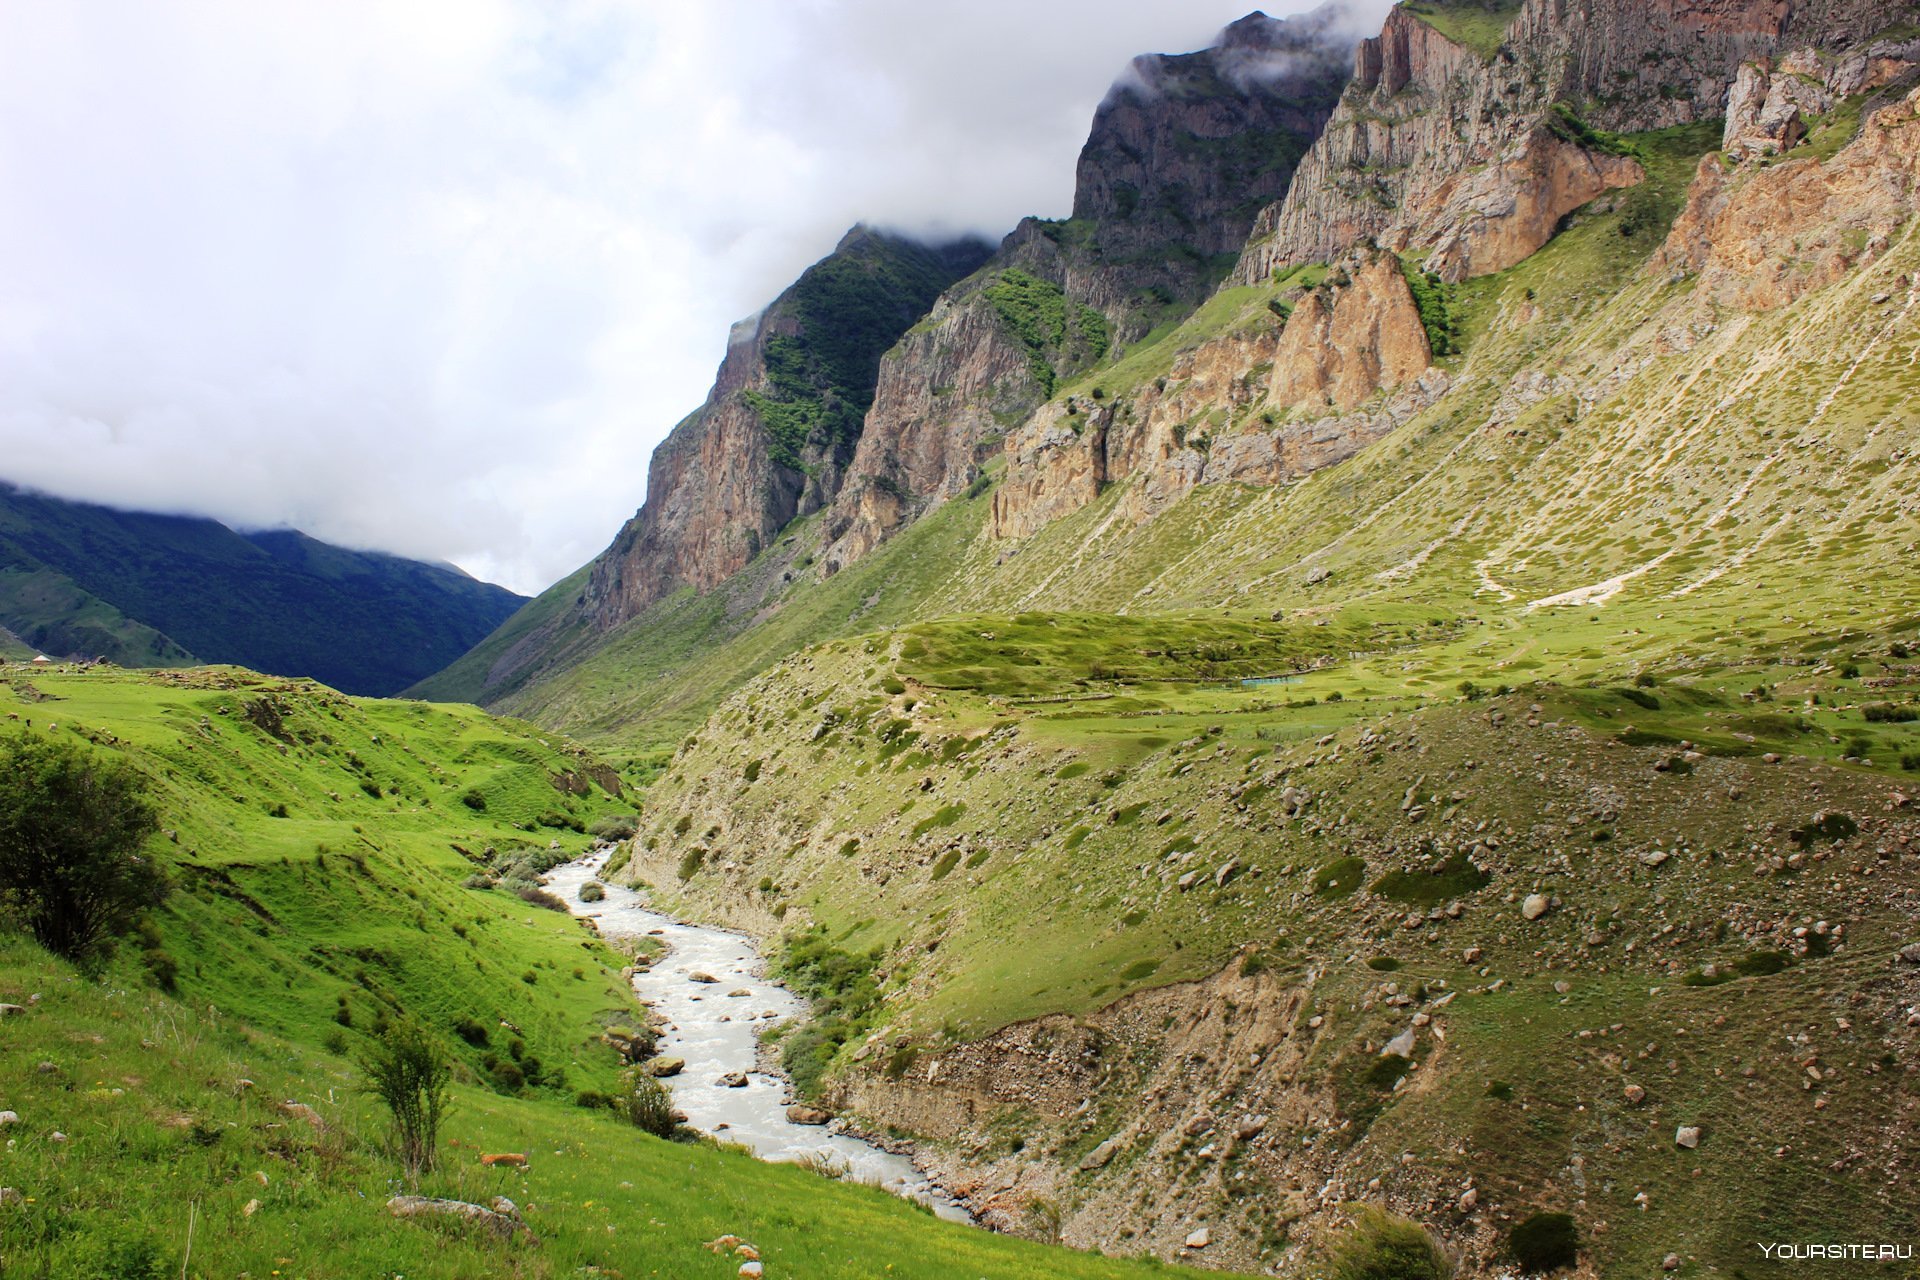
[359,1021,452,1178]
[0,733,163,964]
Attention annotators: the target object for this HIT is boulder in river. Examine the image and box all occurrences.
[646,1056,685,1078]
[786,1105,832,1125]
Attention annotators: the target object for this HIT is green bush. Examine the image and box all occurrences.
[459,788,487,811]
[1401,265,1460,358]
[0,733,164,964]
[617,1071,679,1139]
[1863,702,1918,723]
[1327,1206,1452,1280]
[1509,1212,1579,1273]
[588,813,638,840]
[579,881,606,902]
[1617,686,1661,710]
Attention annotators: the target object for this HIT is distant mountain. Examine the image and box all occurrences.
[0,483,525,695]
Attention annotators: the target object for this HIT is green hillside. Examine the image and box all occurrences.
[0,663,1246,1278]
[0,484,525,695]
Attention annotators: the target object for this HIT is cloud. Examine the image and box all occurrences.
[0,0,1369,594]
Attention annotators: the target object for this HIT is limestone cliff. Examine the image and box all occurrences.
[1234,0,1913,284]
[582,228,989,629]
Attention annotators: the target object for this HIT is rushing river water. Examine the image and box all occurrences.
[547,851,969,1222]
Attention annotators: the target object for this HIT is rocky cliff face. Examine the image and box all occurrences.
[583,229,988,629]
[1660,79,1920,308]
[1071,6,1356,317]
[817,8,1361,575]
[992,251,1444,539]
[1235,0,1913,285]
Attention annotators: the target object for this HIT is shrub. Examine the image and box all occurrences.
[510,882,567,912]
[1509,1212,1579,1273]
[1863,702,1918,723]
[459,788,487,811]
[1366,1053,1412,1088]
[677,848,706,881]
[487,1057,525,1093]
[1732,949,1792,976]
[579,881,606,902]
[1789,811,1857,849]
[588,813,637,840]
[1839,662,1861,679]
[1372,852,1490,903]
[0,734,163,964]
[358,1021,452,1178]
[617,1072,679,1138]
[1400,264,1460,358]
[1617,685,1661,710]
[1328,1206,1452,1280]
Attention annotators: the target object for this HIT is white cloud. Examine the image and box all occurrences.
[0,0,1364,594]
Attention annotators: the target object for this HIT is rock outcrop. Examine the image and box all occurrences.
[1268,252,1434,411]
[1658,83,1920,308]
[583,228,990,630]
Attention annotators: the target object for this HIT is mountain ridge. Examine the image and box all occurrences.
[0,482,524,695]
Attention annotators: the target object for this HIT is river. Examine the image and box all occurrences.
[546,851,968,1222]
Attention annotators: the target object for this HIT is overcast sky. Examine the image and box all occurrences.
[0,0,1363,595]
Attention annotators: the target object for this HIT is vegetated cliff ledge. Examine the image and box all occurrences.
[583,227,991,632]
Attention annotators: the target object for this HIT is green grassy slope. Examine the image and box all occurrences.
[628,617,1920,1275]
[0,664,1242,1279]
[0,485,525,695]
[0,935,1249,1279]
